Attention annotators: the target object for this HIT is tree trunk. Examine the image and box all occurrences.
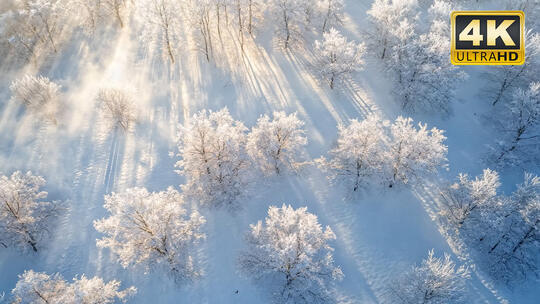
[283,9,290,49]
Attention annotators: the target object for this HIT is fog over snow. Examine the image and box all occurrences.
[0,0,539,303]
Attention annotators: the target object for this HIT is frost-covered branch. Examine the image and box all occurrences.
[94,187,205,283]
[10,270,136,303]
[0,171,63,253]
[239,204,343,303]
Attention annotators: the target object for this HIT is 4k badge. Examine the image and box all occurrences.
[451,11,525,65]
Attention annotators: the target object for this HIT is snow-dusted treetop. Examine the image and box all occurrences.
[175,108,251,208]
[94,187,205,283]
[97,88,138,132]
[10,270,136,304]
[10,75,61,124]
[317,114,387,192]
[247,111,308,176]
[239,204,343,303]
[391,250,470,304]
[0,171,63,253]
[319,115,447,191]
[388,116,447,187]
[313,27,365,89]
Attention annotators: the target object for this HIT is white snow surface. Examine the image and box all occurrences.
[0,0,538,303]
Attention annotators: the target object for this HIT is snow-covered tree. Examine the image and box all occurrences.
[0,0,69,61]
[485,32,540,107]
[247,111,308,176]
[313,28,365,89]
[94,187,205,282]
[318,115,446,191]
[185,0,214,61]
[368,0,465,113]
[10,75,61,124]
[386,116,447,187]
[390,250,469,304]
[318,0,343,33]
[492,82,540,167]
[101,0,129,28]
[137,0,183,63]
[439,169,500,229]
[317,115,387,192]
[484,173,540,282]
[175,108,251,208]
[241,0,265,36]
[0,171,63,252]
[10,270,136,304]
[97,88,138,132]
[269,0,313,48]
[70,0,102,34]
[366,0,418,60]
[439,170,540,283]
[239,204,343,303]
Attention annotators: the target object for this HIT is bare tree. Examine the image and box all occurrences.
[101,0,128,28]
[97,88,138,132]
[319,0,343,33]
[138,0,183,63]
[10,74,61,124]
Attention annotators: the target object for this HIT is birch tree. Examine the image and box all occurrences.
[137,0,183,63]
[0,0,68,61]
[318,0,343,33]
[101,0,129,28]
[492,82,540,167]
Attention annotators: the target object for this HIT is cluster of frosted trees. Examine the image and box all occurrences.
[366,0,466,114]
[0,170,346,302]
[175,109,309,208]
[483,1,540,167]
[0,0,131,64]
[176,109,447,206]
[363,0,539,167]
[438,170,540,283]
[1,0,537,168]
[9,270,136,303]
[317,115,447,192]
[0,0,346,63]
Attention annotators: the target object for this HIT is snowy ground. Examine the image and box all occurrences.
[0,0,538,303]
